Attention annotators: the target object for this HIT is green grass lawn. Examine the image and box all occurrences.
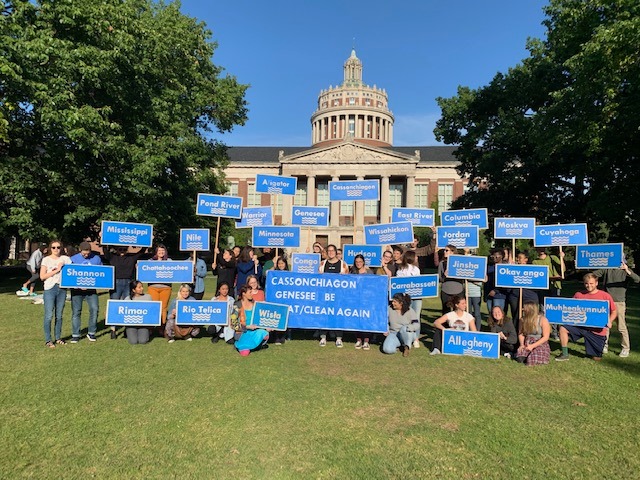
[1,269,639,479]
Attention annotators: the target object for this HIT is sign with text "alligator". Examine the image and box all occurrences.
[255,174,297,196]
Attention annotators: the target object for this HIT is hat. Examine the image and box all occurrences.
[79,241,92,251]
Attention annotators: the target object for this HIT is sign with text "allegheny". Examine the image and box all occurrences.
[252,226,301,248]
[440,208,488,229]
[544,298,609,328]
[249,301,290,331]
[391,208,435,227]
[235,207,273,228]
[389,274,439,299]
[364,221,414,245]
[495,264,549,290]
[493,217,536,239]
[101,221,153,247]
[255,174,297,196]
[534,223,588,247]
[446,255,487,281]
[179,229,210,251]
[436,226,480,249]
[105,300,162,327]
[196,194,243,219]
[329,179,380,201]
[291,253,321,274]
[442,330,500,359]
[60,265,115,290]
[575,243,624,269]
[291,206,330,227]
[136,261,194,283]
[343,245,383,268]
[175,300,229,326]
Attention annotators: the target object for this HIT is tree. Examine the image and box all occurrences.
[0,0,248,247]
[434,0,640,252]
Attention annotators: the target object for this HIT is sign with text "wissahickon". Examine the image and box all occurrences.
[364,222,414,245]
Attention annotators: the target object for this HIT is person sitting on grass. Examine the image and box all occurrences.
[123,280,153,345]
[516,302,551,365]
[206,281,236,344]
[166,284,200,343]
[488,305,518,358]
[382,293,419,357]
[234,285,271,357]
[430,295,476,355]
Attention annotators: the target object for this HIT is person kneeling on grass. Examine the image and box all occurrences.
[431,295,476,355]
[516,302,551,365]
[166,284,200,343]
[382,293,419,357]
[488,305,518,358]
[124,281,153,345]
[234,285,271,357]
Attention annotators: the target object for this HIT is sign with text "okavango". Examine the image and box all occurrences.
[495,264,549,290]
[60,265,115,290]
[105,300,162,327]
[136,261,194,283]
[101,221,153,247]
[196,194,243,219]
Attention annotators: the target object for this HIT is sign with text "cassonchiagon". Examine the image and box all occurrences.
[534,223,588,247]
[252,226,301,248]
[255,174,297,196]
[136,261,194,283]
[249,301,290,331]
[436,226,480,249]
[446,255,487,282]
[291,253,321,274]
[544,298,609,328]
[343,245,383,268]
[196,193,243,219]
[493,217,536,239]
[291,206,330,227]
[101,221,153,247]
[60,265,115,290]
[235,207,273,228]
[442,330,500,359]
[175,300,229,326]
[495,264,549,290]
[389,275,439,300]
[179,229,210,251]
[440,208,488,229]
[329,179,380,201]
[105,300,162,327]
[364,222,414,245]
[391,208,435,227]
[575,243,624,269]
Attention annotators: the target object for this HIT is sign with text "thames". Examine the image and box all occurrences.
[235,207,273,228]
[493,217,536,239]
[255,174,297,196]
[291,206,330,227]
[252,226,301,248]
[440,208,488,229]
[575,243,624,269]
[136,261,194,283]
[364,222,414,245]
[446,255,487,282]
[250,302,290,331]
[391,208,435,227]
[196,194,243,219]
[105,300,162,327]
[436,226,480,249]
[389,275,439,299]
[329,179,380,201]
[495,264,549,290]
[291,253,321,274]
[101,221,153,247]
[442,330,500,359]
[534,224,588,247]
[544,298,609,328]
[343,245,383,268]
[175,300,229,326]
[60,265,115,289]
[179,229,210,251]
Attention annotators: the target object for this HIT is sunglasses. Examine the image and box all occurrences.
[51,246,61,249]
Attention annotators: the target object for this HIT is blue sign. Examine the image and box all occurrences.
[494,217,536,239]
[440,208,488,229]
[544,298,609,328]
[436,226,480,249]
[252,226,301,248]
[175,300,228,326]
[291,253,321,274]
[495,264,549,290]
[329,179,380,201]
[235,207,273,228]
[534,223,589,247]
[364,222,414,245]
[137,260,194,283]
[179,229,210,251]
[101,221,153,247]
[105,300,162,327]
[442,330,500,359]
[343,245,383,268]
[255,174,297,196]
[391,208,435,227]
[291,206,330,227]
[264,271,388,332]
[446,255,487,281]
[390,275,439,299]
[196,193,243,219]
[575,243,624,269]
[250,301,290,331]
[60,265,115,289]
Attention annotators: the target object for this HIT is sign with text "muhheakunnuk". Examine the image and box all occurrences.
[60,265,115,289]
[136,261,194,283]
[196,193,243,219]
[252,226,301,248]
[493,217,536,239]
[101,221,153,247]
[175,300,229,326]
[534,223,588,247]
[329,179,380,201]
[391,208,435,227]
[389,275,439,299]
[105,300,162,327]
[364,222,414,245]
[446,255,487,281]
[544,298,609,328]
[440,208,488,229]
[255,174,297,196]
[442,330,500,359]
[575,243,624,269]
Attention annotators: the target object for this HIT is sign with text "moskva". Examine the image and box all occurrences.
[534,224,588,247]
[196,194,243,219]
[175,300,229,326]
[495,264,549,290]
[255,174,297,196]
[391,208,435,227]
[493,217,536,239]
[364,222,414,245]
[105,300,162,327]
[389,274,439,299]
[442,330,500,359]
[290,206,330,227]
[136,261,194,283]
[101,221,153,247]
[544,298,609,328]
[329,180,380,201]
[446,255,487,282]
[575,243,624,269]
[252,226,301,248]
[179,229,210,251]
[436,226,480,249]
[235,207,273,228]
[440,208,488,229]
[60,265,115,289]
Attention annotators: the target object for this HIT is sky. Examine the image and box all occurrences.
[180,0,549,147]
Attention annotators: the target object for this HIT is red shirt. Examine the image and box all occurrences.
[573,289,616,336]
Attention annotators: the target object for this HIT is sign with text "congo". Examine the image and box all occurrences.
[179,229,210,251]
[436,226,479,249]
[291,206,330,227]
[329,179,380,201]
[495,264,549,290]
[391,208,435,227]
[364,222,414,245]
[291,253,321,274]
[343,245,383,268]
[136,261,194,283]
[175,300,229,326]
[389,275,439,299]
[544,298,609,328]
[249,302,290,331]
[534,224,588,247]
[252,226,301,248]
[440,208,488,229]
[255,174,297,195]
[60,265,115,290]
[442,330,500,359]
[105,300,162,327]
[493,217,536,239]
[575,243,624,269]
[101,221,153,247]
[196,193,243,219]
[446,255,487,282]
[236,207,273,228]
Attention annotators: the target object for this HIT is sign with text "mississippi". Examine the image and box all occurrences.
[329,179,380,201]
[101,221,153,247]
[291,253,321,274]
[60,265,115,289]
[179,229,210,251]
[196,194,243,219]
[391,208,435,227]
[235,207,273,228]
[105,300,162,327]
[446,255,487,281]
[343,245,383,268]
[136,261,194,283]
[252,226,301,248]
[544,298,609,328]
[534,224,588,247]
[291,206,330,227]
[364,222,414,245]
[389,274,439,299]
[442,330,500,359]
[495,264,549,290]
[250,302,290,331]
[255,174,297,196]
[440,208,488,229]
[175,300,229,326]
[575,243,623,269]
[493,217,536,239]
[436,226,480,249]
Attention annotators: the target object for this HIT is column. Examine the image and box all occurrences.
[282,195,292,225]
[355,176,365,228]
[406,175,415,208]
[307,175,316,206]
[380,175,390,223]
[330,175,339,227]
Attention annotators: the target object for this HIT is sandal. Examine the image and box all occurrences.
[55,339,66,345]
[45,341,55,349]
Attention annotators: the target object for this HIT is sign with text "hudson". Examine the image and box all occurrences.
[575,243,623,269]
[544,298,609,328]
[291,253,321,274]
[60,265,115,290]
[493,217,536,239]
[179,229,210,251]
[136,261,194,283]
[175,300,229,326]
[446,255,487,282]
[105,300,162,327]
[364,222,414,245]
[442,330,500,359]
[436,226,480,249]
[101,221,153,247]
[329,179,380,201]
[252,226,301,248]
[255,174,297,196]
[291,206,330,227]
[495,264,549,290]
[391,208,435,227]
[235,207,273,228]
[389,274,439,299]
[534,224,588,247]
[440,208,488,229]
[196,194,243,219]
[250,302,290,331]
[343,245,383,268]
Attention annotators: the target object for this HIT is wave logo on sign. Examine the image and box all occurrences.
[185,242,202,249]
[192,313,210,321]
[77,277,97,287]
[513,276,534,285]
[561,311,587,324]
[267,238,285,246]
[119,234,137,243]
[505,228,523,236]
[156,271,174,279]
[297,265,315,273]
[551,236,570,245]
[347,190,363,197]
[301,218,316,225]
[463,347,483,357]
[123,314,144,323]
[587,258,609,267]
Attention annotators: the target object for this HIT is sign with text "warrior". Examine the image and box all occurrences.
[252,226,301,248]
[436,226,479,249]
[390,275,439,299]
[442,330,500,359]
[440,208,488,229]
[291,206,330,227]
[329,179,380,201]
[235,207,273,228]
[391,208,435,227]
[544,298,609,328]
[60,265,115,289]
[494,217,536,239]
[250,302,289,331]
[446,255,487,281]
[105,300,162,327]
[136,261,194,283]
[575,243,623,269]
[534,224,588,247]
[495,264,549,290]
[101,221,153,247]
[364,222,414,245]
[176,300,229,326]
[196,193,243,219]
[343,245,383,268]
[255,174,297,195]
[179,229,210,251]
[291,253,321,274]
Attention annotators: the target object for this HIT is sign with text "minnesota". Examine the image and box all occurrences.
[252,226,301,248]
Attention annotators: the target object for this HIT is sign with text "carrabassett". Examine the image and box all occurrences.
[389,275,439,299]
[105,300,162,327]
[442,330,500,359]
[101,221,153,247]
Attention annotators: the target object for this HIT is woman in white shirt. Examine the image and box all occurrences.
[430,295,476,355]
[395,250,422,348]
[40,240,72,348]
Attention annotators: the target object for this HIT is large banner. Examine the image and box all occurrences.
[493,217,536,239]
[575,243,623,269]
[534,223,588,246]
[175,300,229,326]
[440,208,488,229]
[136,260,194,283]
[442,330,500,359]
[495,264,549,290]
[252,226,301,248]
[255,174,297,195]
[364,222,414,245]
[101,221,153,247]
[391,208,435,227]
[196,193,243,219]
[290,206,330,227]
[291,253,321,274]
[250,302,290,331]
[446,255,487,281]
[105,300,162,327]
[235,207,273,228]
[264,271,388,332]
[179,228,210,251]
[329,179,380,201]
[389,275,439,299]
[60,265,115,290]
[343,245,383,268]
[544,298,609,328]
[436,226,480,249]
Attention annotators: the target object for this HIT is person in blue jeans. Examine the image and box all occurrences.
[485,249,506,322]
[40,240,72,348]
[383,293,420,356]
[70,242,102,343]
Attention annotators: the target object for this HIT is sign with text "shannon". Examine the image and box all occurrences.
[291,206,330,227]
[179,229,210,251]
[436,226,480,249]
[101,221,153,247]
[575,243,624,269]
[343,245,383,268]
[105,300,162,327]
[495,264,549,290]
[329,179,380,201]
[291,253,321,274]
[534,223,588,247]
[446,255,487,282]
[440,208,488,229]
[265,271,388,332]
[175,300,229,326]
[136,261,194,283]
[60,265,115,290]
[442,330,500,359]
[389,274,439,299]
[249,301,290,331]
[391,208,435,227]
[544,298,609,328]
[196,193,243,219]
[235,207,273,228]
[364,222,414,245]
[255,174,297,196]
[493,217,536,239]
[252,226,301,248]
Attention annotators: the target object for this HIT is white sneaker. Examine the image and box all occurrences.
[619,349,630,358]
[430,348,441,356]
[319,337,326,347]
[503,352,511,359]
[413,339,420,349]
[168,339,175,343]
[335,338,343,348]
[354,340,362,350]
[602,346,608,354]
[16,290,29,297]
[362,342,370,351]
[186,337,193,342]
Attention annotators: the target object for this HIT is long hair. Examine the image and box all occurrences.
[245,274,262,289]
[400,250,416,269]
[446,295,465,311]
[276,257,289,271]
[152,243,168,260]
[350,254,366,272]
[128,280,143,298]
[519,302,540,336]
[488,305,507,327]
[215,281,231,297]
[238,246,254,263]
[391,293,411,315]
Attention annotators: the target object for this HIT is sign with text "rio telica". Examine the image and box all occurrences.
[235,207,273,228]
[255,174,297,196]
[544,298,609,328]
[101,221,153,247]
[60,265,115,290]
[389,274,439,299]
[196,193,243,219]
[446,255,487,282]
[534,223,588,247]
[442,330,500,359]
[291,206,330,227]
[575,243,623,269]
[136,261,194,283]
[329,179,380,201]
[495,264,549,290]
[252,226,301,248]
[343,245,383,268]
[291,253,321,274]
[440,208,488,229]
[436,226,479,249]
[175,300,229,326]
[179,229,210,251]
[105,300,162,327]
[249,302,290,331]
[391,208,435,227]
[493,217,536,239]
[364,222,414,245]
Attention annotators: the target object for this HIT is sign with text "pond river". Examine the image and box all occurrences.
[196,194,243,219]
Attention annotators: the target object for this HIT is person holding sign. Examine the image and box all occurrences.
[382,293,420,357]
[375,250,396,277]
[488,306,517,358]
[396,250,423,349]
[350,254,373,350]
[236,247,262,296]
[234,285,270,357]
[148,244,173,330]
[166,284,200,343]
[484,249,507,322]
[212,248,236,293]
[123,281,153,345]
[70,242,103,343]
[206,282,235,344]
[516,302,551,365]
[430,296,477,355]
[438,245,465,316]
[40,240,72,348]
[189,252,208,300]
[532,248,564,340]
[246,275,265,302]
[317,244,348,347]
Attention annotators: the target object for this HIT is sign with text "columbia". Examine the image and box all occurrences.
[440,208,488,229]
[343,245,383,268]
[391,208,435,227]
[291,206,330,227]
[235,207,273,228]
[136,261,194,283]
[196,193,243,219]
[495,264,549,290]
[493,217,536,239]
[105,300,162,327]
[534,224,588,247]
[60,265,115,289]
[389,274,439,299]
[252,226,301,248]
[250,302,290,331]
[175,300,229,326]
[101,221,153,247]
[329,179,380,201]
[255,174,297,196]
[575,243,623,269]
[364,222,414,245]
[291,253,321,274]
[442,330,500,359]
[544,298,609,328]
[179,229,210,251]
[446,255,487,281]
[436,226,479,249]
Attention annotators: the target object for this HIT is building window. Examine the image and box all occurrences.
[340,201,353,216]
[226,182,238,197]
[414,184,429,208]
[294,182,307,206]
[364,200,378,216]
[349,97,355,105]
[273,195,283,214]
[348,116,355,134]
[365,99,371,106]
[317,182,329,207]
[389,183,404,209]
[247,183,261,208]
[438,184,453,213]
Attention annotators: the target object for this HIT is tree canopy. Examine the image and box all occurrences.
[434,0,640,252]
[0,0,248,247]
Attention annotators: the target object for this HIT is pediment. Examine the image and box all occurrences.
[280,141,418,165]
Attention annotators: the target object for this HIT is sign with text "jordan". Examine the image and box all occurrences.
[436,226,479,249]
